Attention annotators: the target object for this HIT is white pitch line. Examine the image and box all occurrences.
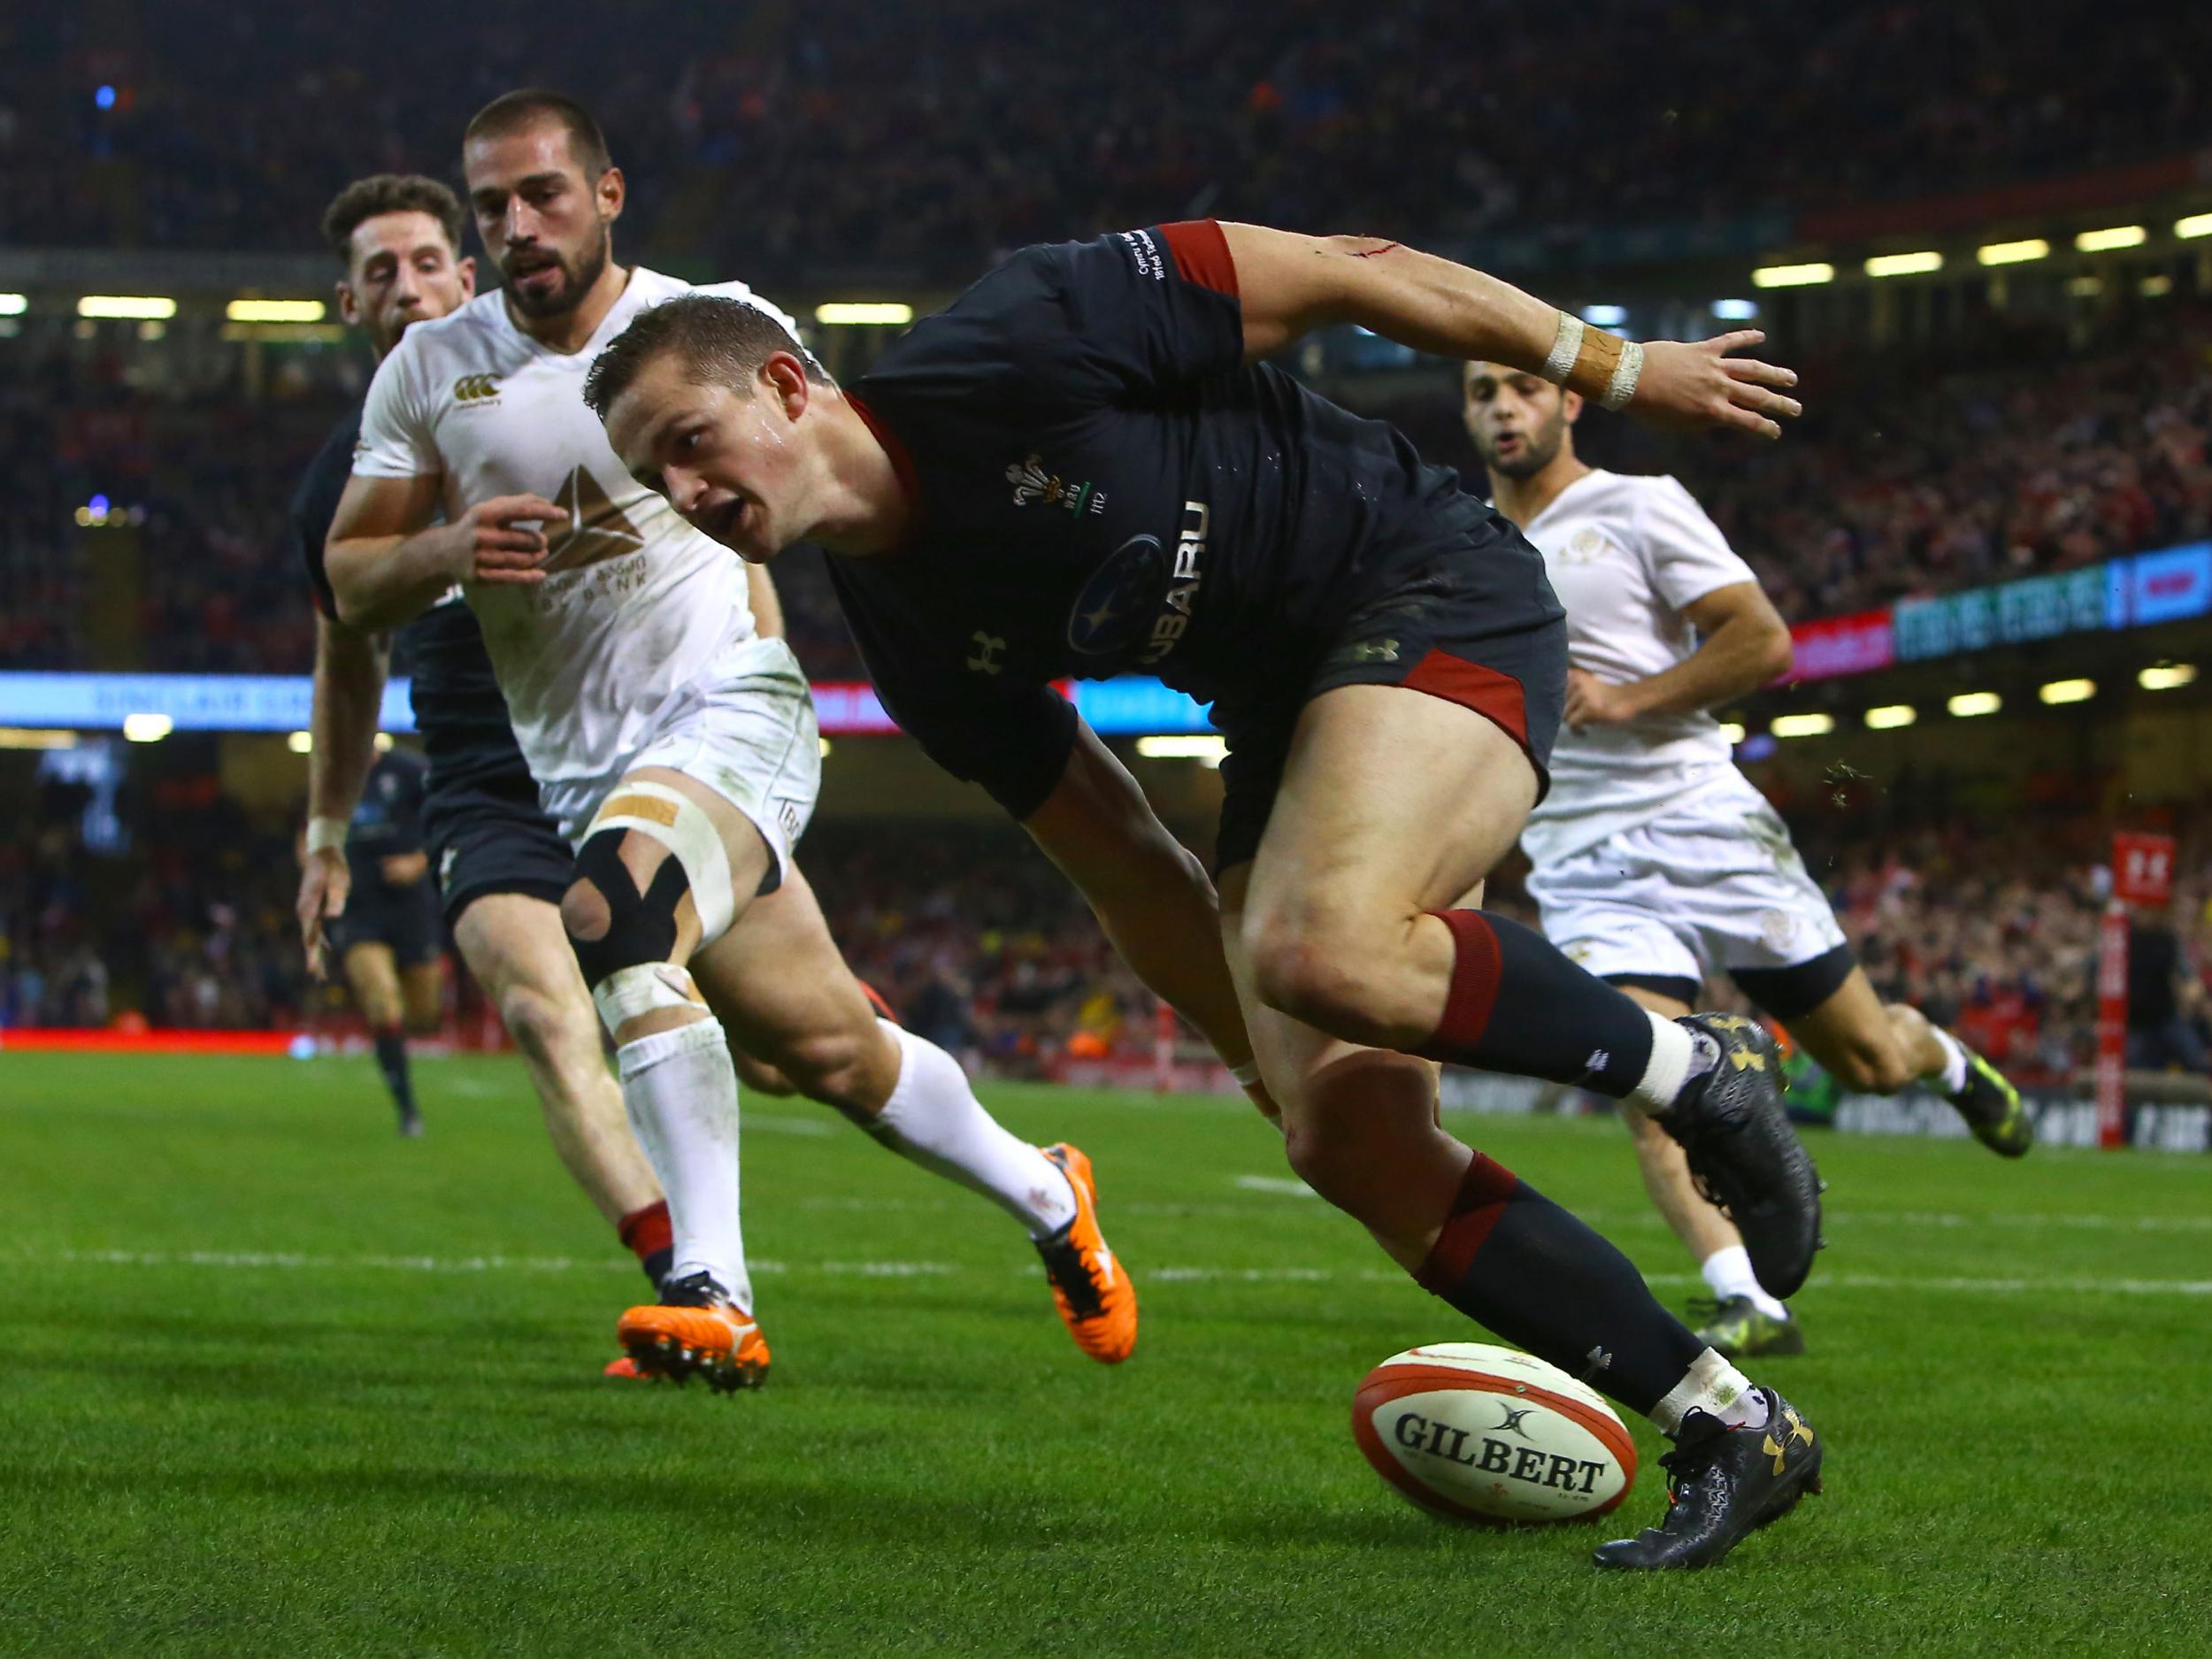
[14,1248,2210,1297]
[1227,1177,2212,1233]
[747,1114,836,1138]
[1234,1175,1320,1197]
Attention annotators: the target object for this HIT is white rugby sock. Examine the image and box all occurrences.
[616,1018,751,1309]
[1701,1244,1789,1322]
[866,1020,1078,1237]
[1626,1012,1708,1115]
[1651,1348,1767,1436]
[1927,1026,1970,1095]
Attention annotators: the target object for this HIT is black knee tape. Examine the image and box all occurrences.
[567,829,693,987]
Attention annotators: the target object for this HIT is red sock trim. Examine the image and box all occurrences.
[1414,1152,1522,1294]
[1423,909,1503,1057]
[617,1200,672,1263]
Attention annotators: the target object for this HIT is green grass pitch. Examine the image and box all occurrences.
[3,1052,2208,1656]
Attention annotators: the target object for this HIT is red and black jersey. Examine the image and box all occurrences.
[824,222,1538,818]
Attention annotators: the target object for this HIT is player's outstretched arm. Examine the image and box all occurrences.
[326,473,569,631]
[1022,723,1269,1106]
[296,614,391,979]
[1215,223,1802,439]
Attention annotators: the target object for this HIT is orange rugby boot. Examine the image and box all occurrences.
[1034,1142,1138,1364]
[615,1271,771,1392]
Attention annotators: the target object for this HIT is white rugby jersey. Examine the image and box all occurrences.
[1517,468,1762,868]
[353,269,797,786]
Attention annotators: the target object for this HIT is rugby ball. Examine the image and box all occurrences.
[1353,1342,1637,1524]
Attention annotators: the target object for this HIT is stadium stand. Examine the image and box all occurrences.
[9,762,2211,1093]
[2,2,2205,274]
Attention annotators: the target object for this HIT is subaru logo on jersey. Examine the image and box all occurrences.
[1066,534,1167,657]
[1138,501,1208,665]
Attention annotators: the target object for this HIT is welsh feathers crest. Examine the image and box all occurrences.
[1007,454,1050,505]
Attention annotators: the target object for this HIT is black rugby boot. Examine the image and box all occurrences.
[1593,1389,1824,1571]
[1948,1048,2034,1157]
[1658,1015,1824,1298]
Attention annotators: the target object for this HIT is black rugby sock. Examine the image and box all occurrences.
[373,1027,417,1122]
[1414,910,1664,1098]
[1416,1152,1705,1417]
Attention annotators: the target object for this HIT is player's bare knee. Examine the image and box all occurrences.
[559,878,611,947]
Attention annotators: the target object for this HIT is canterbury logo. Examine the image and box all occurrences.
[452,373,501,403]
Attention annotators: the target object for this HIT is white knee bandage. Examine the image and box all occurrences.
[592,961,709,1033]
[587,781,739,947]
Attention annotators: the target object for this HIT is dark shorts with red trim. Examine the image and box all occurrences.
[1210,540,1567,872]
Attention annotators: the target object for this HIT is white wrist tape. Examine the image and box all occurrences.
[587,781,739,948]
[1230,1062,1263,1088]
[305,817,349,856]
[1540,311,1584,387]
[1600,339,1646,411]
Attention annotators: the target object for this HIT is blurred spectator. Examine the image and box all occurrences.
[2125,904,2209,1073]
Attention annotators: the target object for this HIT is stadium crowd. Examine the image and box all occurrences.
[0,768,304,1031]
[1694,313,2212,625]
[4,2,2203,276]
[0,336,338,673]
[8,763,2212,1090]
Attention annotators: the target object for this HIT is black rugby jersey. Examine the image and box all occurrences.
[290,402,526,790]
[825,222,1541,817]
[346,748,430,873]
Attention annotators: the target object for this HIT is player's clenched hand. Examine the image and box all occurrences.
[1629,332,1801,439]
[296,848,350,981]
[454,494,569,586]
[1563,667,1640,732]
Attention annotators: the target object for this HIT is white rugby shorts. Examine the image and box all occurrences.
[1525,774,1845,987]
[540,634,821,888]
